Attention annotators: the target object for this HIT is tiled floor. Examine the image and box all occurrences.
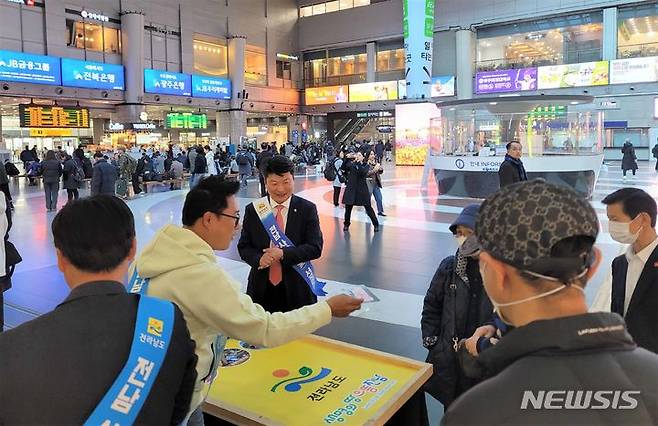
[2,160,657,423]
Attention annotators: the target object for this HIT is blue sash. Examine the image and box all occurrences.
[253,197,327,296]
[84,285,174,425]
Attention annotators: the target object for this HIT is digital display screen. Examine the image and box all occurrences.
[349,81,398,102]
[191,75,231,99]
[166,113,208,129]
[144,69,192,96]
[19,104,90,128]
[61,58,125,90]
[0,50,61,85]
[305,86,348,105]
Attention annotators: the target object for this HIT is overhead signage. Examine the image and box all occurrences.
[609,56,658,85]
[191,75,231,99]
[399,76,455,98]
[19,104,89,128]
[377,125,394,133]
[527,105,567,120]
[597,99,619,110]
[476,68,538,94]
[61,58,124,90]
[6,0,35,5]
[80,10,110,22]
[29,128,73,137]
[537,61,609,89]
[276,53,299,61]
[0,50,61,85]
[305,85,348,105]
[356,111,394,118]
[107,122,125,131]
[402,0,435,99]
[348,81,398,102]
[166,113,208,129]
[132,123,158,130]
[144,69,192,96]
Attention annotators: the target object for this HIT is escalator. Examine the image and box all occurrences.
[335,118,369,145]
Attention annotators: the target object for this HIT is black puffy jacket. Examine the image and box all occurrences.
[442,313,658,426]
[421,255,493,406]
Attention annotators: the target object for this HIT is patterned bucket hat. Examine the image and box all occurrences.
[475,179,599,276]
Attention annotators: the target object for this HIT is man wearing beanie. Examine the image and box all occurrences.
[422,204,494,409]
[442,180,658,425]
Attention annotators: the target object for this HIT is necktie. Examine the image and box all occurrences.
[269,205,285,285]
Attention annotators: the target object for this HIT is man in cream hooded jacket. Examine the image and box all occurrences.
[130,176,362,422]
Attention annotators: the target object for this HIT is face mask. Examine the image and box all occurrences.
[455,235,467,247]
[608,220,641,245]
[482,261,588,326]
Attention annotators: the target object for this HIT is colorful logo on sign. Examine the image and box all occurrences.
[147,317,164,337]
[271,367,332,393]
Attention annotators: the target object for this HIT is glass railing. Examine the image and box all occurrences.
[476,48,602,72]
[618,42,658,59]
[304,73,367,87]
[375,69,404,82]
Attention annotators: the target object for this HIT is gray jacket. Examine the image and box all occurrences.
[41,159,63,184]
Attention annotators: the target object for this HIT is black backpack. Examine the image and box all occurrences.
[237,154,249,166]
[4,162,19,176]
[323,164,336,181]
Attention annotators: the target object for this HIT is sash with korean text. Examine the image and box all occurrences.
[84,282,174,426]
[253,197,327,296]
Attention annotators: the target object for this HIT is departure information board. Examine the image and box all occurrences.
[166,112,208,129]
[19,104,90,128]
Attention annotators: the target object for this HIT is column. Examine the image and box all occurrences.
[455,29,476,100]
[366,42,376,83]
[0,114,4,150]
[120,12,145,104]
[92,118,105,145]
[602,8,618,61]
[228,36,247,110]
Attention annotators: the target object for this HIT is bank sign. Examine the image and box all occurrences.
[61,58,124,90]
[144,69,192,96]
[0,50,61,85]
[191,75,231,99]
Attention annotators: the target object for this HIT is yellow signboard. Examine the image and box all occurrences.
[204,336,431,425]
[28,128,74,137]
[348,81,398,102]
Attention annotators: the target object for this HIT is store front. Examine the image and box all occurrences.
[246,115,290,147]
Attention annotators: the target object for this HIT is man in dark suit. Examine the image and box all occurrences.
[602,188,658,353]
[0,196,197,424]
[238,155,323,313]
[498,141,528,188]
[91,151,118,196]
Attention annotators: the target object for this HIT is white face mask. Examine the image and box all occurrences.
[482,263,588,326]
[455,235,468,247]
[608,220,641,245]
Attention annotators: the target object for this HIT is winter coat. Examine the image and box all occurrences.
[621,142,638,171]
[193,154,207,175]
[421,256,493,406]
[62,158,81,190]
[341,159,371,206]
[41,159,63,184]
[206,151,217,175]
[237,153,253,176]
[188,150,198,174]
[91,159,117,196]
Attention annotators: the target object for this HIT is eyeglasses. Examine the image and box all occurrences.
[218,212,240,227]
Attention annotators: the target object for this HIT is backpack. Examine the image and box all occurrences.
[4,162,19,176]
[237,154,249,166]
[71,160,85,183]
[323,164,336,181]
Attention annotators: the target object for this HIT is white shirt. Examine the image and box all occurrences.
[269,196,291,233]
[623,237,658,315]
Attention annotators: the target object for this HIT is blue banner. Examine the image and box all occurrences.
[61,58,124,90]
[253,197,327,297]
[0,50,61,85]
[403,0,435,99]
[84,295,174,425]
[192,75,231,99]
[144,69,192,96]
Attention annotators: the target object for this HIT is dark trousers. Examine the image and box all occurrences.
[1,291,4,333]
[44,182,59,210]
[344,204,379,228]
[66,188,79,201]
[333,186,342,206]
[655,160,657,171]
[132,173,142,194]
[0,183,11,202]
[259,174,267,197]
